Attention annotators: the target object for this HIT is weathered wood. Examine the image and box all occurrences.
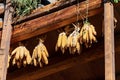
[104,2,115,80]
[10,0,102,44]
[12,0,78,24]
[0,53,4,80]
[0,0,12,80]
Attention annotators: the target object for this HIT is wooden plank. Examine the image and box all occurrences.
[10,0,102,44]
[0,0,12,80]
[0,55,4,80]
[104,2,115,80]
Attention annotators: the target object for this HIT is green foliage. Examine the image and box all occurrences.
[111,0,120,3]
[11,0,38,17]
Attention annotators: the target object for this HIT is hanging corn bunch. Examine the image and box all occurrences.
[55,32,68,54]
[79,22,97,47]
[67,24,81,54]
[11,45,32,68]
[32,39,49,67]
[79,0,97,48]
[66,0,81,54]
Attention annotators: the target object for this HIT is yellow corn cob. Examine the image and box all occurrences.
[7,55,11,68]
[67,34,72,47]
[37,45,42,59]
[79,27,84,37]
[83,30,87,43]
[61,32,67,49]
[57,33,63,48]
[19,46,24,59]
[12,58,16,65]
[11,47,19,56]
[88,26,93,44]
[33,59,37,66]
[86,31,89,43]
[76,42,80,54]
[41,43,49,57]
[41,51,48,65]
[26,50,32,64]
[92,35,97,42]
[90,25,97,36]
[32,47,38,59]
[15,48,20,60]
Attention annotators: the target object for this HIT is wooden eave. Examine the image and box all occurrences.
[0,0,103,44]
[0,0,119,44]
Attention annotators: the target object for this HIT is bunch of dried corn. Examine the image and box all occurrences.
[11,46,32,68]
[55,32,68,54]
[32,39,49,67]
[67,26,81,54]
[79,22,97,47]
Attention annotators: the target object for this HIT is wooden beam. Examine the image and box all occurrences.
[12,0,78,24]
[10,0,102,44]
[104,2,115,80]
[0,0,12,80]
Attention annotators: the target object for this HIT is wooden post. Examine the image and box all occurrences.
[0,0,12,80]
[104,2,115,80]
